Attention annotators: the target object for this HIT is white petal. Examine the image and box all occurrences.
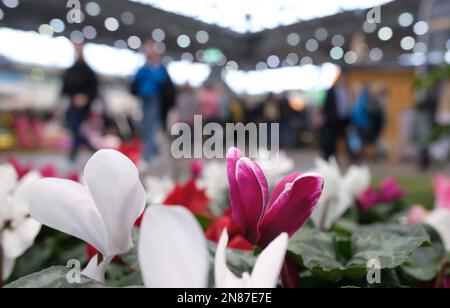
[257,150,295,186]
[2,256,15,281]
[310,200,326,229]
[145,176,174,205]
[82,255,112,283]
[313,157,342,202]
[0,195,14,225]
[214,230,246,288]
[424,208,450,251]
[250,233,288,288]
[319,191,353,230]
[311,196,349,231]
[0,164,18,196]
[84,150,146,256]
[2,218,41,259]
[343,165,371,198]
[12,170,42,215]
[311,157,353,230]
[139,206,209,288]
[30,178,109,256]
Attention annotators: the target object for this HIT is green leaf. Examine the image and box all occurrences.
[365,269,407,288]
[195,214,214,231]
[288,228,345,282]
[401,226,446,282]
[9,228,87,282]
[288,224,430,283]
[207,241,256,276]
[108,228,144,287]
[4,266,107,288]
[333,218,359,237]
[111,270,143,288]
[120,228,140,271]
[298,271,336,288]
[359,203,398,224]
[207,241,256,287]
[347,224,431,280]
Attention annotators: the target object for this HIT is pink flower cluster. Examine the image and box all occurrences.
[357,177,405,212]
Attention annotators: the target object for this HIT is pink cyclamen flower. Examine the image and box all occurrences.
[378,177,405,203]
[406,205,429,225]
[357,177,405,212]
[190,159,204,179]
[357,187,379,212]
[39,165,58,178]
[433,174,450,210]
[226,147,324,248]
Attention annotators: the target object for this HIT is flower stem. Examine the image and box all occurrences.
[435,259,449,289]
[281,256,300,288]
[320,201,331,231]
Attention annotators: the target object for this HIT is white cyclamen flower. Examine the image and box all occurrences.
[29,150,146,283]
[138,205,288,288]
[215,230,288,288]
[311,157,371,230]
[424,208,450,252]
[0,165,42,281]
[145,176,174,205]
[256,149,295,187]
[201,161,227,197]
[198,161,229,215]
[139,206,209,288]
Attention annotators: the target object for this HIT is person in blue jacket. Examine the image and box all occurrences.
[132,40,168,168]
[351,84,386,156]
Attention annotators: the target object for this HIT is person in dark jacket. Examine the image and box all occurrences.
[61,43,98,162]
[320,71,351,160]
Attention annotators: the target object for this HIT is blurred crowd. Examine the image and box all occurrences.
[1,39,449,171]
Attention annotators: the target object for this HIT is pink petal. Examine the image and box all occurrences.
[257,173,324,247]
[226,148,269,245]
[227,148,246,234]
[434,174,450,210]
[40,165,58,178]
[357,187,379,212]
[378,177,405,203]
[406,205,429,225]
[190,159,203,179]
[233,158,269,244]
[268,172,302,207]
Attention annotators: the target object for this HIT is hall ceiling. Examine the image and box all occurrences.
[0,0,422,70]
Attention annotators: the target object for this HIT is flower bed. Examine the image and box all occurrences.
[1,149,449,288]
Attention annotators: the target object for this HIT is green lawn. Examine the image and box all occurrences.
[374,175,435,209]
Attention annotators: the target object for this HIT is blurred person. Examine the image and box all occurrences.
[160,64,177,132]
[279,93,295,149]
[320,70,351,160]
[61,43,98,162]
[199,83,221,123]
[263,93,282,147]
[350,84,371,158]
[263,93,281,124]
[131,40,172,168]
[229,96,246,123]
[244,97,262,124]
[217,84,231,124]
[367,83,387,147]
[415,83,439,169]
[175,83,198,126]
[349,83,386,160]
